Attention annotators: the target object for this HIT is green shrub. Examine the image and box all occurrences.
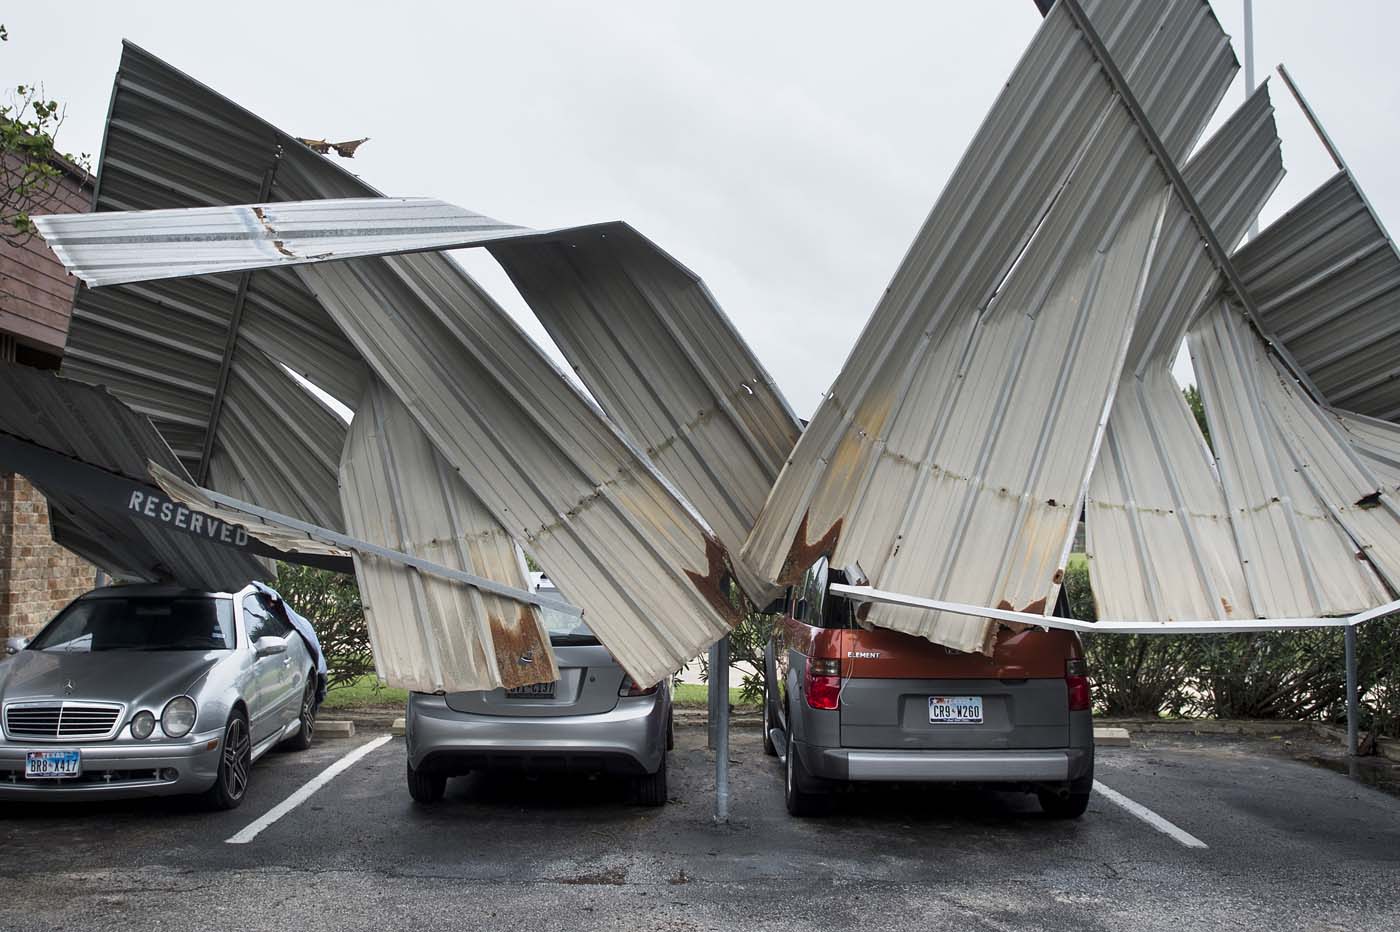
[274,563,376,692]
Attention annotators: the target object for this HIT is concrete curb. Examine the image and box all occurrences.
[317,719,356,738]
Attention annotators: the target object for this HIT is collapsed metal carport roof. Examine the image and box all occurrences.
[29,0,1400,697]
[35,40,807,691]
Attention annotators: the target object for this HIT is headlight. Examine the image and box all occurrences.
[161,696,197,738]
[130,710,156,740]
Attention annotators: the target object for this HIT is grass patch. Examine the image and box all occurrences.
[673,682,758,709]
[322,675,407,711]
[1067,552,1088,572]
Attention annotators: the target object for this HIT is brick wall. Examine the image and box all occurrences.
[0,473,97,640]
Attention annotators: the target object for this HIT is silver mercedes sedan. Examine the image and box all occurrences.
[0,582,322,809]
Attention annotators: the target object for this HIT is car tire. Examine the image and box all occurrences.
[282,677,317,751]
[762,685,777,757]
[1038,773,1093,819]
[784,722,831,817]
[406,762,447,805]
[203,710,252,811]
[633,753,668,807]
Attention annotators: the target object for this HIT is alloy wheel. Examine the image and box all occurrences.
[223,717,251,800]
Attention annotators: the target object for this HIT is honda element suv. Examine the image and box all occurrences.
[764,557,1093,817]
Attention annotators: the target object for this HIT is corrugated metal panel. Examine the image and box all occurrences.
[58,40,368,506]
[472,223,802,595]
[206,342,346,530]
[294,251,736,685]
[1331,408,1400,487]
[1188,300,1390,615]
[38,198,804,596]
[0,364,268,590]
[740,0,1237,651]
[1086,85,1284,621]
[340,379,557,693]
[1234,171,1400,420]
[39,42,747,686]
[36,198,535,287]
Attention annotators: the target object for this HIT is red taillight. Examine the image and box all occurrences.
[619,676,659,698]
[805,658,841,710]
[1066,658,1091,712]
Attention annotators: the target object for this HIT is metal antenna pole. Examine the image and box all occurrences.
[1244,0,1259,240]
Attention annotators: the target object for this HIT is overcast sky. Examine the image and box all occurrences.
[10,1,1400,415]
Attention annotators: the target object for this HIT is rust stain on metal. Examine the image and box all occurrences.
[684,534,746,626]
[1052,568,1065,585]
[777,511,844,587]
[1021,597,1047,616]
[487,607,557,689]
[1221,596,1234,616]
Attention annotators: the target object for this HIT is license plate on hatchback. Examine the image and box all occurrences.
[26,749,81,779]
[928,695,983,724]
[505,682,556,699]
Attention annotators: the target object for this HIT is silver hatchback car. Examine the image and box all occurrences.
[404,576,672,806]
[0,583,321,809]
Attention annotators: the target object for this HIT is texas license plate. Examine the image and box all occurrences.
[26,749,81,778]
[505,682,556,699]
[928,695,983,724]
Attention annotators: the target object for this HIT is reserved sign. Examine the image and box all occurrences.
[127,489,250,547]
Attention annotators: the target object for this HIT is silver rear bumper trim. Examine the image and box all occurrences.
[816,748,1073,782]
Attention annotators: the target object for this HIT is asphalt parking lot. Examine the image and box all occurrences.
[0,726,1397,932]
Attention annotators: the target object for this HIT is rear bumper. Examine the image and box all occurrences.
[801,744,1092,783]
[406,692,668,776]
[0,729,223,801]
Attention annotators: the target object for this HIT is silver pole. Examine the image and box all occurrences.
[707,644,719,750]
[1344,626,1359,756]
[1243,0,1259,239]
[714,637,731,823]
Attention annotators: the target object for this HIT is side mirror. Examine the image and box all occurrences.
[254,635,287,658]
[4,637,28,655]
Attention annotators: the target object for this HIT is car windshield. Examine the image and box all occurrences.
[537,583,597,645]
[27,597,236,652]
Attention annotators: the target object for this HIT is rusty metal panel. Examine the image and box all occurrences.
[1086,85,1283,621]
[339,379,557,694]
[1188,301,1391,615]
[294,252,736,686]
[740,0,1237,651]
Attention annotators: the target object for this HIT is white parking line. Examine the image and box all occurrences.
[1093,780,1208,849]
[225,734,393,845]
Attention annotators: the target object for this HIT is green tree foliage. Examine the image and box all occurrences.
[274,563,376,692]
[1,24,90,246]
[1183,383,1212,452]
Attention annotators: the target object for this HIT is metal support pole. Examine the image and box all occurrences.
[714,636,731,823]
[1243,0,1259,239]
[1345,626,1359,756]
[707,644,719,750]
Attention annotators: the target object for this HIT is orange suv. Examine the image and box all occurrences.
[763,557,1094,817]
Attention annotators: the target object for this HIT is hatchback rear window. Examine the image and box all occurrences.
[536,584,598,645]
[28,597,236,652]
